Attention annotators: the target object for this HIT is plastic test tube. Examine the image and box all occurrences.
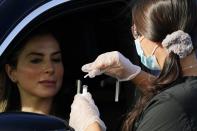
[82,85,88,95]
[77,80,82,94]
[115,81,120,102]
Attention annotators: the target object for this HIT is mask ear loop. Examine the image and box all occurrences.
[151,45,159,55]
[151,44,160,69]
[139,36,145,42]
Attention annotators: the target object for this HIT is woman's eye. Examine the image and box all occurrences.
[52,57,62,63]
[30,58,42,63]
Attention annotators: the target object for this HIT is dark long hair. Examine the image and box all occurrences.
[122,0,197,130]
[0,26,68,119]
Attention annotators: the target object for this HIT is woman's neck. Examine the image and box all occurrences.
[180,51,197,76]
[21,97,53,115]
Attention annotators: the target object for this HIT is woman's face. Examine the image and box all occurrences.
[7,34,64,99]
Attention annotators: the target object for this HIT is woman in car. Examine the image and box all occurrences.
[0,26,105,131]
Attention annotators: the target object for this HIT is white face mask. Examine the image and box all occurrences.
[134,38,160,70]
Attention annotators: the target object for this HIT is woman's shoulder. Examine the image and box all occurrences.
[148,76,197,109]
[135,77,197,131]
[151,76,197,100]
[160,76,197,103]
[140,76,197,127]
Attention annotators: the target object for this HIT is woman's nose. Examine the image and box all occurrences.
[43,62,55,74]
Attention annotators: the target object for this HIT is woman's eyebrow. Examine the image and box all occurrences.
[26,51,61,57]
[52,51,61,55]
[26,52,43,57]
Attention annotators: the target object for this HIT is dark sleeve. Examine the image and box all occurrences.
[135,94,192,131]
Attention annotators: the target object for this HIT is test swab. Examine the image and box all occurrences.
[84,69,105,78]
[84,74,89,78]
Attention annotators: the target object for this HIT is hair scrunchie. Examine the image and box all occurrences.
[162,30,193,58]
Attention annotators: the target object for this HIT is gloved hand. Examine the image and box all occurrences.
[69,92,106,131]
[82,51,141,81]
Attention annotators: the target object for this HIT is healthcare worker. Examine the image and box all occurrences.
[69,0,197,131]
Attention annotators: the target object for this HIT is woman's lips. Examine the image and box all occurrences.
[39,80,56,88]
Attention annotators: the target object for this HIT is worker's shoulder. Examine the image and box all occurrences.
[145,76,197,116]
[162,76,197,104]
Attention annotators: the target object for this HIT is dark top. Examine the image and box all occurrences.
[134,76,197,131]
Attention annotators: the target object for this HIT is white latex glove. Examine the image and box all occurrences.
[82,51,141,81]
[69,92,106,131]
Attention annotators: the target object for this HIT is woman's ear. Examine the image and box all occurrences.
[5,64,17,83]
